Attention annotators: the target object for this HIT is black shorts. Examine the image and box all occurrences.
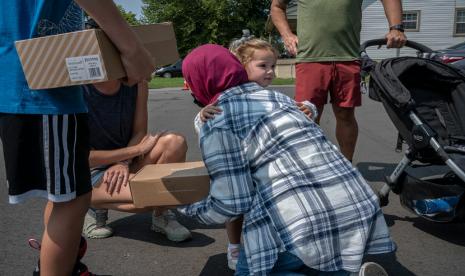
[0,113,92,204]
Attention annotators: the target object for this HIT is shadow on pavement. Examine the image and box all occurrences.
[199,253,234,276]
[384,214,465,246]
[108,212,217,248]
[364,252,415,276]
[197,252,415,276]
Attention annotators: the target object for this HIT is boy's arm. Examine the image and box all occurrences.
[75,0,154,86]
[178,129,255,225]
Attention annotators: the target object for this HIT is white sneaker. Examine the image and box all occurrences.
[227,246,240,270]
[357,262,388,276]
[151,210,191,242]
[82,209,113,239]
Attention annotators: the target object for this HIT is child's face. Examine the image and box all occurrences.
[244,49,276,87]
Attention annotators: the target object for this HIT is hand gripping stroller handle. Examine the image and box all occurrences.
[360,39,432,56]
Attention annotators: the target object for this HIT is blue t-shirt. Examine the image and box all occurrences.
[0,0,87,114]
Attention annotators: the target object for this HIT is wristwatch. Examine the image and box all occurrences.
[389,24,405,32]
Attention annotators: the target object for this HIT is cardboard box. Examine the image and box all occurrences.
[129,161,210,207]
[15,23,179,90]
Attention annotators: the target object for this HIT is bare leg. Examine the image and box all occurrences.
[90,132,188,212]
[226,217,244,244]
[131,133,187,215]
[131,132,187,170]
[332,104,358,161]
[41,192,91,275]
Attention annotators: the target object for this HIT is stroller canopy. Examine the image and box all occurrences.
[369,57,465,146]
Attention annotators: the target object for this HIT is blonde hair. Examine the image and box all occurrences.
[229,38,279,66]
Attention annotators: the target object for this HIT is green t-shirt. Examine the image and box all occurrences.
[295,0,363,62]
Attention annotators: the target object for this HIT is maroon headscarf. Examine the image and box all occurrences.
[182,44,249,106]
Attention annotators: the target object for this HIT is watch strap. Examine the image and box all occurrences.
[389,24,405,32]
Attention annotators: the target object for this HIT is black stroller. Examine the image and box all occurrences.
[360,39,465,222]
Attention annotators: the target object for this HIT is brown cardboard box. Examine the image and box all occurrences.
[129,161,210,207]
[15,23,179,90]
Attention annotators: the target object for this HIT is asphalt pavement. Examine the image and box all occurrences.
[0,86,464,275]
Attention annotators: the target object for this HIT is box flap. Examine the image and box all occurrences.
[131,23,180,67]
[95,30,126,79]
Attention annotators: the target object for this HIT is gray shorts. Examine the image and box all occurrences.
[90,167,107,187]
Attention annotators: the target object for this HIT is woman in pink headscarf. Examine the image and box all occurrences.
[183,44,249,107]
[178,44,395,276]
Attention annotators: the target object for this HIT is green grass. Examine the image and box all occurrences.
[271,78,295,85]
[148,77,295,89]
[149,77,185,89]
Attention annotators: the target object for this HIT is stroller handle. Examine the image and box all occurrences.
[360,39,432,55]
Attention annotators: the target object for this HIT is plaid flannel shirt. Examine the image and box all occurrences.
[179,83,395,275]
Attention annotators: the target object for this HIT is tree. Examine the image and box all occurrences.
[141,0,271,56]
[117,5,141,26]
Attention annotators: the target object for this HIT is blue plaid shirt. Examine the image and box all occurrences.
[179,83,395,275]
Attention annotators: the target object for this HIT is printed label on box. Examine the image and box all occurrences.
[65,55,104,82]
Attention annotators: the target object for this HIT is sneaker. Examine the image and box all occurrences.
[151,210,191,242]
[357,262,388,276]
[227,246,240,271]
[82,209,113,239]
[72,261,97,276]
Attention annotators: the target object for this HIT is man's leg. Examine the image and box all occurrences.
[332,105,358,161]
[295,63,331,124]
[40,192,91,275]
[331,61,362,162]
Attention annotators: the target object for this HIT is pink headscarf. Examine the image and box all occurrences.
[182,44,249,106]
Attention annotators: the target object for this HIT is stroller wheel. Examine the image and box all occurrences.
[377,190,390,207]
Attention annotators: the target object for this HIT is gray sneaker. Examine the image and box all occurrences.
[357,262,388,276]
[82,209,113,239]
[151,210,191,242]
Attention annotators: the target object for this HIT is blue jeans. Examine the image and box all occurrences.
[235,248,350,276]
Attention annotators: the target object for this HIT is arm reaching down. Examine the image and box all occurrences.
[178,129,255,225]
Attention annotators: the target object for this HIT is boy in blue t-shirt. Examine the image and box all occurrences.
[0,0,155,274]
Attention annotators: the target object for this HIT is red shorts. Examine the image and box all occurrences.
[295,61,361,108]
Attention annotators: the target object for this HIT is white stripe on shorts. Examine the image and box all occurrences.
[42,115,51,193]
[53,115,60,195]
[62,114,71,194]
[73,114,77,188]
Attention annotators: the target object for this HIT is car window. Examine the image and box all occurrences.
[174,60,182,68]
[448,41,465,50]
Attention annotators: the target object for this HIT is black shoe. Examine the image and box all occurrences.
[73,261,96,276]
[31,236,89,275]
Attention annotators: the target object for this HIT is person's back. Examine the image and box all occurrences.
[200,82,394,273]
[0,0,86,114]
[181,44,394,275]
